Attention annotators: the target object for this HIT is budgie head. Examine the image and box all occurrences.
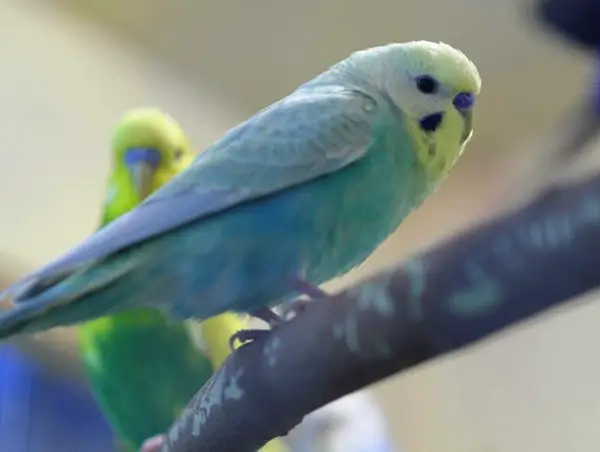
[104,108,195,221]
[333,40,481,180]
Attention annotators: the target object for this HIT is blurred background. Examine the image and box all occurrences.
[1,0,600,451]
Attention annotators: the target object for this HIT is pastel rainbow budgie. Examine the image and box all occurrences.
[0,41,481,347]
[76,108,288,452]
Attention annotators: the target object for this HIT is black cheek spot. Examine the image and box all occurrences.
[419,113,443,133]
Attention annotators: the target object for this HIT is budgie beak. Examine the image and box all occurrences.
[124,148,161,200]
[453,92,475,145]
[460,109,473,145]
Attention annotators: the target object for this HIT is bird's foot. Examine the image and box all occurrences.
[279,298,312,321]
[227,281,329,350]
[228,308,281,351]
[289,278,329,299]
[249,307,285,327]
[280,278,329,320]
[140,434,164,452]
[228,328,272,350]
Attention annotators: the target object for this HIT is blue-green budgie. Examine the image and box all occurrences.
[0,41,480,342]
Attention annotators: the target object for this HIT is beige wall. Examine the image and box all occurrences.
[2,1,600,451]
[0,1,243,269]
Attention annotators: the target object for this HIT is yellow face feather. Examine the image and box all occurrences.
[407,103,472,181]
[407,41,481,95]
[102,107,195,224]
[401,41,481,182]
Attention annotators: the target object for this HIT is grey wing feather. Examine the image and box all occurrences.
[3,86,378,299]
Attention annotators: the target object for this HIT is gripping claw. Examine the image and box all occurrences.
[227,282,328,351]
[228,328,271,351]
[140,434,165,452]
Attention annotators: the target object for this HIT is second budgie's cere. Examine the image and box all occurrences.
[0,40,481,342]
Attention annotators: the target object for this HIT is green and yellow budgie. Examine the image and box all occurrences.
[77,108,288,452]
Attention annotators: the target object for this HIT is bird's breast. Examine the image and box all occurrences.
[288,136,428,283]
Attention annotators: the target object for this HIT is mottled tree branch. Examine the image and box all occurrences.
[160,171,600,452]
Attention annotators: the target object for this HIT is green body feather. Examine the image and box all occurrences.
[79,308,213,451]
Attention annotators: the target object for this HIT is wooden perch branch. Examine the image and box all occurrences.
[159,171,600,452]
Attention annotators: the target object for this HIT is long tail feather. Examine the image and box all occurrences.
[0,262,138,340]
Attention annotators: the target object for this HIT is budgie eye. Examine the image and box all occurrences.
[173,149,184,161]
[415,75,439,95]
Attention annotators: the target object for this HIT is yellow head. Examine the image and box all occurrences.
[343,41,481,180]
[104,107,195,221]
[388,41,481,179]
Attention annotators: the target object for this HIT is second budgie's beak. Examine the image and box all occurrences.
[124,148,161,200]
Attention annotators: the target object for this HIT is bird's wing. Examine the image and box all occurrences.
[3,87,378,301]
